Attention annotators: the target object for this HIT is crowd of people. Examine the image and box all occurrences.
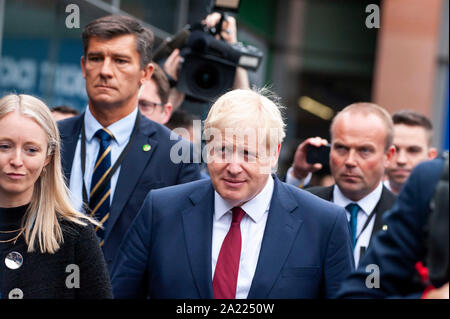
[0,13,448,300]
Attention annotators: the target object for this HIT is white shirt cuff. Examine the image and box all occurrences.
[286,167,312,188]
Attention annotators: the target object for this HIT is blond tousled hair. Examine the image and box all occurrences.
[0,94,100,254]
[203,88,286,148]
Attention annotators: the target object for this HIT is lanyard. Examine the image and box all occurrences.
[81,113,141,209]
[355,207,377,243]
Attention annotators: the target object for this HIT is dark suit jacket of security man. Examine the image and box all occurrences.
[58,112,201,272]
[338,158,446,298]
[306,185,396,248]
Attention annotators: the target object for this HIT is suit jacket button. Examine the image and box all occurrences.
[5,251,23,269]
[8,288,24,299]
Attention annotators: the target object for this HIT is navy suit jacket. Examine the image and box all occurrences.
[306,184,396,246]
[111,176,354,299]
[58,112,201,271]
[337,158,445,298]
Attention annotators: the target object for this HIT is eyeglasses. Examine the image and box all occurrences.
[138,99,164,115]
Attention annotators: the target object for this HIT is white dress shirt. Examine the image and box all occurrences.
[383,179,392,191]
[69,107,138,211]
[333,182,383,267]
[212,175,274,299]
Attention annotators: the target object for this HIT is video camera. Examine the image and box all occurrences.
[153,0,263,103]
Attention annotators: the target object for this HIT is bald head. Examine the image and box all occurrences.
[329,102,395,201]
[331,103,394,151]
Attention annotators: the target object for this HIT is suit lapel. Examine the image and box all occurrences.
[370,186,396,241]
[105,116,158,240]
[321,185,334,201]
[247,178,303,298]
[181,183,215,299]
[306,185,334,201]
[59,115,83,182]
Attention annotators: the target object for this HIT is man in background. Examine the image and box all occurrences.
[338,156,448,299]
[165,108,198,142]
[51,105,79,121]
[138,63,173,125]
[385,110,438,194]
[287,103,396,267]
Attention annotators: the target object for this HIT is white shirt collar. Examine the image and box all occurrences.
[333,181,384,216]
[383,179,392,191]
[214,175,274,224]
[84,106,138,146]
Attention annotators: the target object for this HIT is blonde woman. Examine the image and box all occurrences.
[0,94,112,299]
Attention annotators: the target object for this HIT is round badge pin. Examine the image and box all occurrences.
[142,144,151,152]
[5,251,23,270]
[8,288,24,299]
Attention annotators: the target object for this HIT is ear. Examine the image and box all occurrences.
[161,103,173,125]
[384,145,396,168]
[428,147,438,160]
[140,62,154,85]
[270,143,282,168]
[80,56,86,79]
[44,155,51,168]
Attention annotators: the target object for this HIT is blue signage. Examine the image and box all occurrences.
[0,38,88,111]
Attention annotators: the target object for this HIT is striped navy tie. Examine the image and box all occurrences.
[89,128,114,246]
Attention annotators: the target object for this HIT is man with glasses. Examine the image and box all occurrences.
[138,63,173,125]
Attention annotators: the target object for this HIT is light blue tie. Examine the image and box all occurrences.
[345,203,360,249]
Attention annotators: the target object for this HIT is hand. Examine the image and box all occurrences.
[163,48,185,109]
[163,48,182,81]
[291,137,329,180]
[424,282,449,299]
[203,12,249,90]
[202,12,237,44]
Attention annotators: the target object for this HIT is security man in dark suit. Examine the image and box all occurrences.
[338,156,449,298]
[286,103,396,266]
[58,15,200,272]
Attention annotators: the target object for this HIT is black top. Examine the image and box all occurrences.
[0,205,113,299]
[0,204,28,257]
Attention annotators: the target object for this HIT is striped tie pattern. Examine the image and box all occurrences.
[89,128,114,246]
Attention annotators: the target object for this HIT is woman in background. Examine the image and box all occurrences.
[0,94,112,299]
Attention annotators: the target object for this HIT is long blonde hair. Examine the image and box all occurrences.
[0,94,100,254]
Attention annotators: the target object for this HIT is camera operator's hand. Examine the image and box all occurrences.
[291,137,329,180]
[203,12,237,43]
[203,12,250,90]
[164,48,182,81]
[163,48,185,110]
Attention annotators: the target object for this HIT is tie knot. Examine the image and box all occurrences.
[95,128,113,142]
[346,203,360,216]
[231,207,246,224]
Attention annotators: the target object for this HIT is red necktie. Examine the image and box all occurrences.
[213,207,246,299]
